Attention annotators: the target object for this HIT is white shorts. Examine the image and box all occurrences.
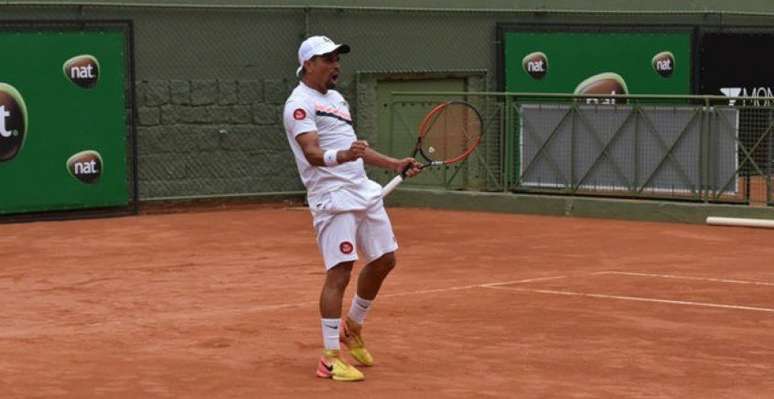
[310,183,398,270]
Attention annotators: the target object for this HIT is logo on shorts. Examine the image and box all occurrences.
[339,241,354,254]
[293,108,306,120]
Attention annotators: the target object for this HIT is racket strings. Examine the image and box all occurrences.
[420,103,482,163]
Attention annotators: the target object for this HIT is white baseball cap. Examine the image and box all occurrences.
[296,35,350,77]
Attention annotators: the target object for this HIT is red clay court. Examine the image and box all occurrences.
[2,206,774,398]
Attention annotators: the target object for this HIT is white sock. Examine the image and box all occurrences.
[321,318,341,351]
[347,295,373,325]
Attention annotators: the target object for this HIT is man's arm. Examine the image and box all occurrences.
[295,132,421,176]
[363,147,422,177]
[295,131,368,166]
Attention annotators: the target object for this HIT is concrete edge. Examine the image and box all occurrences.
[384,188,774,224]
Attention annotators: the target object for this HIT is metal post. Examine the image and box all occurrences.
[503,95,513,191]
[633,105,639,193]
[570,102,576,191]
[303,7,311,38]
[699,106,708,202]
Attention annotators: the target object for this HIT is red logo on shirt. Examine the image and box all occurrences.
[340,241,354,254]
[293,108,306,120]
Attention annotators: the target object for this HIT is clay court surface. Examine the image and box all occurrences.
[2,206,774,398]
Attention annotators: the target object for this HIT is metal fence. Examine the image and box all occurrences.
[117,6,499,201]
[0,4,506,202]
[390,92,774,206]
[4,4,774,207]
[384,95,504,192]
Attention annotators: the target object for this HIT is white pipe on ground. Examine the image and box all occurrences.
[706,216,774,229]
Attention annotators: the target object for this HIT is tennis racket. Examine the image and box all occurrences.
[382,100,483,196]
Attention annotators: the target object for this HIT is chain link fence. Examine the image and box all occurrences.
[734,105,774,205]
[390,92,774,205]
[0,4,505,201]
[2,4,774,206]
[386,93,505,192]
[118,6,499,200]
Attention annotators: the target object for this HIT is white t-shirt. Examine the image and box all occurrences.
[283,82,381,206]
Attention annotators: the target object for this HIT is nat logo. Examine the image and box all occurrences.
[67,150,103,184]
[651,51,675,78]
[63,55,100,88]
[0,83,28,162]
[522,51,548,80]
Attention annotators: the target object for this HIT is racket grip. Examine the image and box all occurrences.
[381,175,404,197]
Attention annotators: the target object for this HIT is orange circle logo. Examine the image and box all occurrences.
[340,241,354,254]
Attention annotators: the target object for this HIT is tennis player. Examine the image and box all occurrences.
[282,35,421,382]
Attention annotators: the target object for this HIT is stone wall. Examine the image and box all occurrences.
[135,79,304,198]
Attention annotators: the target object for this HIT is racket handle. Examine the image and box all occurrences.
[382,175,404,197]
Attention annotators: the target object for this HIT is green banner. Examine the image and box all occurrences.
[504,31,692,97]
[0,30,128,215]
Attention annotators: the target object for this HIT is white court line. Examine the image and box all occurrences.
[379,275,568,299]
[1,276,572,338]
[378,283,483,298]
[155,276,570,322]
[239,273,774,317]
[479,275,568,288]
[485,285,774,314]
[196,276,570,318]
[593,271,774,287]
[185,273,774,317]
[234,276,568,314]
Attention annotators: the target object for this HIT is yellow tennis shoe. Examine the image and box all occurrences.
[316,349,364,382]
[340,318,374,367]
